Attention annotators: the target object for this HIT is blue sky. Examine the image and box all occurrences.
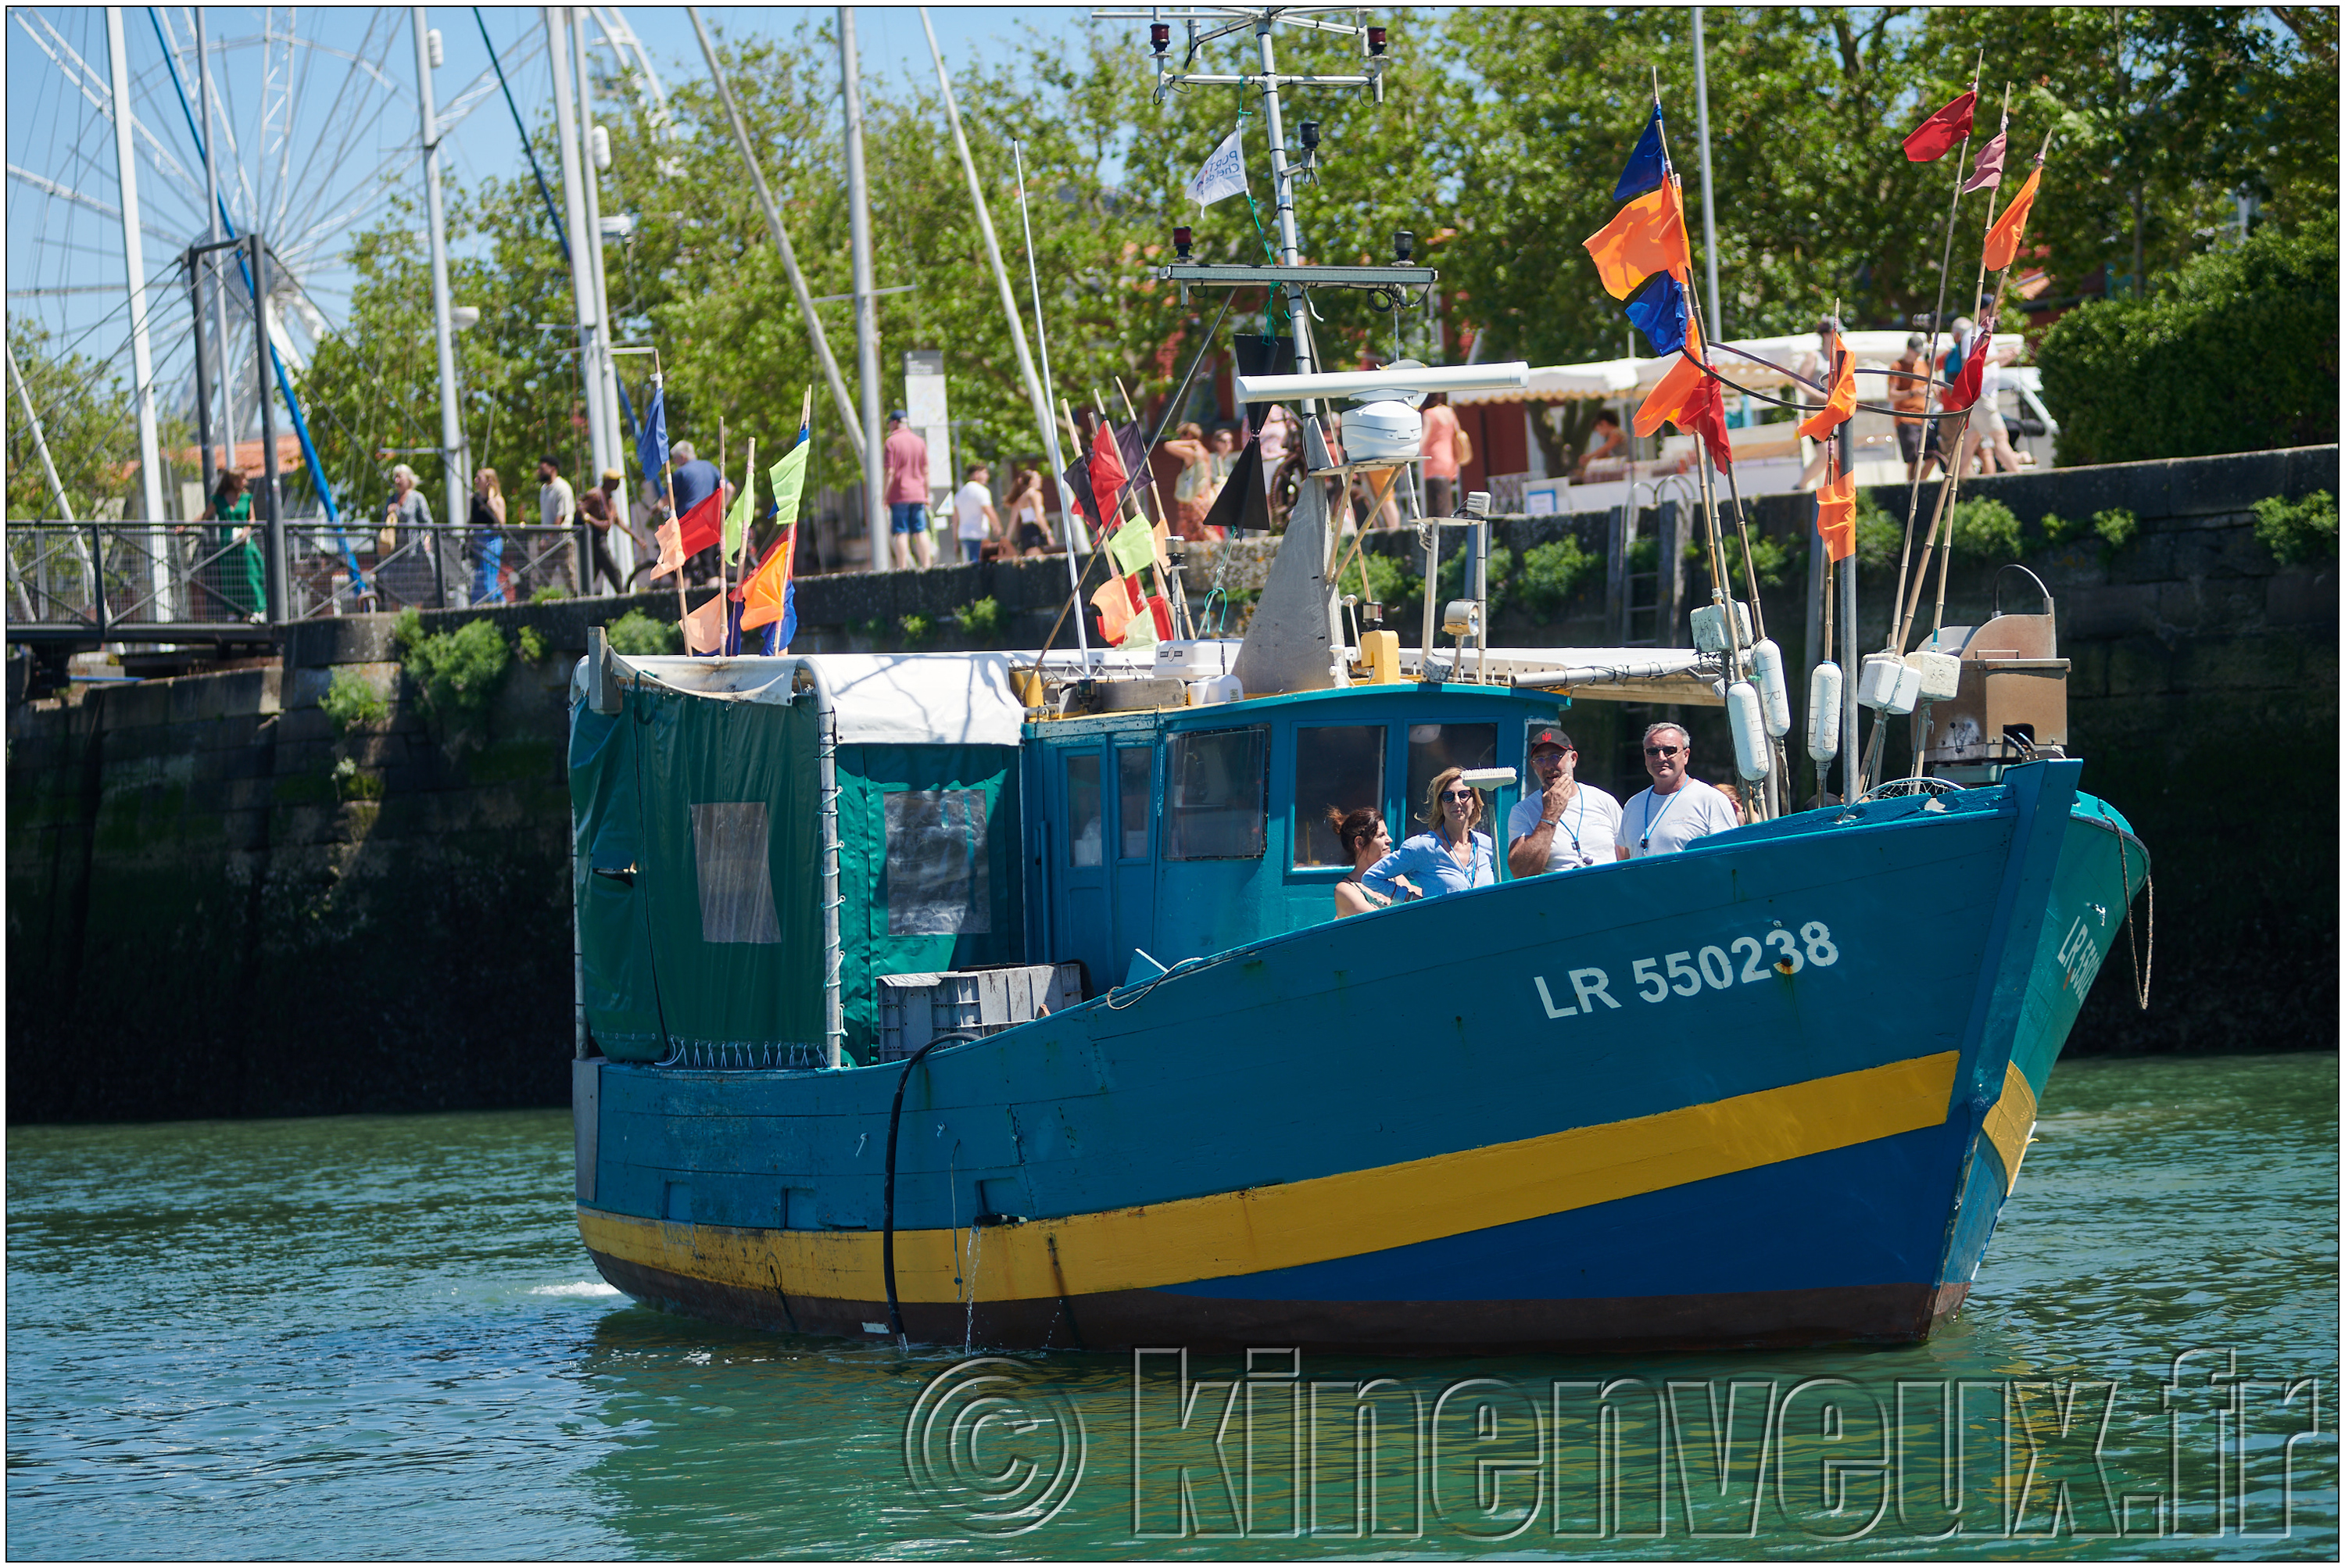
[5,5,1087,402]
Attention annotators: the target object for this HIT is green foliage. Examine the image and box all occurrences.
[958,596,1004,642]
[899,613,933,646]
[515,625,550,664]
[1853,497,1903,570]
[2253,490,2339,565]
[1718,532,1794,592]
[1510,537,1600,621]
[529,584,568,603]
[1336,550,1416,612]
[1947,499,2024,560]
[605,610,679,656]
[399,617,511,736]
[5,320,159,520]
[2038,226,2339,466]
[2092,507,2139,553]
[319,668,389,732]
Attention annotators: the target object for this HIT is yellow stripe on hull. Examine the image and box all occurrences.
[1980,1060,2039,1194]
[579,1051,1960,1305]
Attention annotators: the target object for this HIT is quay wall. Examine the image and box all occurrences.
[6,447,2332,1121]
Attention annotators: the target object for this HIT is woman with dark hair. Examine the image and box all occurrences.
[1360,766,1498,900]
[1326,806,1415,917]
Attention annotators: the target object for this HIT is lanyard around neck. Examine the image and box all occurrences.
[1639,786,1683,851]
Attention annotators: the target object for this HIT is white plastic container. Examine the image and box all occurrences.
[1886,660,1924,715]
[1856,653,1905,711]
[1807,662,1842,761]
[1727,682,1771,781]
[1904,648,1962,703]
[1749,639,1792,738]
[1689,600,1752,655]
[1188,673,1243,706]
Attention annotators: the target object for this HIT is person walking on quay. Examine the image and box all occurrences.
[381,462,436,612]
[1005,466,1051,556]
[883,411,933,571]
[951,464,1001,564]
[1166,421,1237,539]
[535,455,577,600]
[1420,392,1467,519]
[198,467,265,623]
[469,467,508,605]
[1892,333,1941,484]
[580,466,627,594]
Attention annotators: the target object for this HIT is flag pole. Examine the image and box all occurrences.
[653,355,688,636]
[1885,54,1984,656]
[1012,140,1090,672]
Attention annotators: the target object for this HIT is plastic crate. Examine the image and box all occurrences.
[873,962,1084,1062]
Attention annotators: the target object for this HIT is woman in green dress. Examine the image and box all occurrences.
[199,469,264,621]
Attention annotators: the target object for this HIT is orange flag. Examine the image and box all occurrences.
[739,527,794,630]
[1090,578,1141,644]
[1634,346,1710,438]
[1816,471,1858,562]
[679,590,728,654]
[650,516,686,579]
[1797,347,1856,440]
[1583,178,1688,299]
[1981,164,2042,272]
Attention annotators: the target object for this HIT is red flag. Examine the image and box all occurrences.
[675,488,723,557]
[1797,348,1856,440]
[1944,331,1990,412]
[740,526,795,630]
[1816,471,1858,562]
[1681,375,1734,471]
[1634,348,1710,438]
[1087,418,1130,534]
[1981,165,2042,271]
[1583,178,1689,299]
[1146,594,1174,639]
[1903,90,1976,163]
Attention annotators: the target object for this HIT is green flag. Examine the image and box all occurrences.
[1108,517,1156,578]
[724,437,757,563]
[768,439,811,535]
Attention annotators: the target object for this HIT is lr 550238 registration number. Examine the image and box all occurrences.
[1533,922,1839,1018]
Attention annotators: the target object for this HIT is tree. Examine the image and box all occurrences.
[6,320,138,520]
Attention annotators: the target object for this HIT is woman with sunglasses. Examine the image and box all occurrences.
[1359,766,1498,902]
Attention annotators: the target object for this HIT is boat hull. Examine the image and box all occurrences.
[574,760,2146,1353]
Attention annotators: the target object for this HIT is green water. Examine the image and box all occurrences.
[7,1054,2335,1559]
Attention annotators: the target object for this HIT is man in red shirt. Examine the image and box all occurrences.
[882,410,933,570]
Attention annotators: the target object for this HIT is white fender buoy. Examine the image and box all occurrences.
[1727,681,1771,781]
[1807,663,1842,761]
[1856,653,1906,711]
[1750,639,1792,738]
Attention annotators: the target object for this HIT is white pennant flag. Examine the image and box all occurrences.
[1184,124,1249,210]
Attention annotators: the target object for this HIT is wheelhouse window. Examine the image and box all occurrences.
[1066,753,1104,867]
[883,790,992,935]
[1292,725,1385,867]
[1117,747,1153,860]
[1405,723,1496,829]
[1165,726,1269,861]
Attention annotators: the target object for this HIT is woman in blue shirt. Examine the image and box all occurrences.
[1362,766,1497,900]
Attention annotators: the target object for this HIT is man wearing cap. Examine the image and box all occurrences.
[1507,726,1624,877]
[578,465,628,593]
[883,410,933,571]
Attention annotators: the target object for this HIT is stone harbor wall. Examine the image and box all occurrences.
[6,448,2332,1121]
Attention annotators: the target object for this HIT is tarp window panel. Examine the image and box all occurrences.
[1165,726,1269,861]
[883,789,992,936]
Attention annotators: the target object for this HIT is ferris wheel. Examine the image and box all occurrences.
[4,5,672,514]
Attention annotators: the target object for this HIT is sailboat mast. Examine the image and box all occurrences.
[106,9,164,530]
[1251,19,1314,379]
[839,9,887,560]
[415,9,469,536]
[199,8,228,489]
[1690,11,1722,345]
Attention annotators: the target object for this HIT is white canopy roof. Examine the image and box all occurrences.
[1452,331,1939,406]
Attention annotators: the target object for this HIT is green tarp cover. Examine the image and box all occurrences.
[570,683,822,1064]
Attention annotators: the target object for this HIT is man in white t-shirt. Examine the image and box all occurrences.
[1506,726,1622,876]
[1616,721,1743,859]
[951,464,1000,565]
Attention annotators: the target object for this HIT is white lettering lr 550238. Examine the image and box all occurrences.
[1533,922,1840,1020]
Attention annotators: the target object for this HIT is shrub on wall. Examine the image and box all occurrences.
[2036,226,2338,466]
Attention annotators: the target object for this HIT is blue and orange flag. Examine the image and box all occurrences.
[1584,178,1688,299]
[741,399,813,649]
[1613,106,1667,202]
[1624,270,1691,357]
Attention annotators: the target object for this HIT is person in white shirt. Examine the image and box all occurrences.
[1615,722,1743,859]
[1506,726,1623,876]
[951,464,1000,564]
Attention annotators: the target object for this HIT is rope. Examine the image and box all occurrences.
[2117,829,2153,1011]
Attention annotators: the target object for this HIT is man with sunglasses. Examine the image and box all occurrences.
[1616,722,1742,860]
[1506,727,1622,877]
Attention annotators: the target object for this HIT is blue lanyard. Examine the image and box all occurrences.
[1638,787,1682,851]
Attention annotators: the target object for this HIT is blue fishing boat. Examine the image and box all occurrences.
[565,7,2148,1352]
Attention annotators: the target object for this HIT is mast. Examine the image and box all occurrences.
[840,9,887,560]
[1690,9,1722,345]
[1251,17,1315,380]
[106,9,164,533]
[571,7,626,481]
[199,7,228,489]
[687,7,864,461]
[415,9,468,538]
[918,9,1061,489]
[546,7,612,486]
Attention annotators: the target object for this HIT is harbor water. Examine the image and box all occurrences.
[7,1053,2335,1559]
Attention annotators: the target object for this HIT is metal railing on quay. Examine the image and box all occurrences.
[280,522,589,620]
